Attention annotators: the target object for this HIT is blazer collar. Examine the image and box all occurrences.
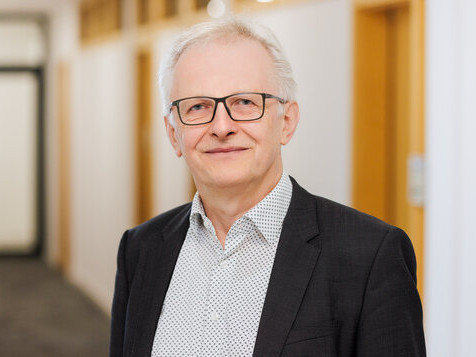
[127,204,191,357]
[253,177,322,356]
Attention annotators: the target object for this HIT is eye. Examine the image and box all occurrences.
[231,96,259,108]
[238,99,254,106]
[183,100,213,114]
[189,103,206,111]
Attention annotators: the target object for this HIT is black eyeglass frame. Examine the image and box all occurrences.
[168,92,287,126]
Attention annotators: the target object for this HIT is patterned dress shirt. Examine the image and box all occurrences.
[152,173,293,356]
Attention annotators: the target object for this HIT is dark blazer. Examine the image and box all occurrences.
[110,178,425,356]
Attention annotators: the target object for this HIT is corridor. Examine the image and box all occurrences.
[0,258,110,356]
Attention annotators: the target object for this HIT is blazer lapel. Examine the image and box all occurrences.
[253,179,321,356]
[127,206,190,357]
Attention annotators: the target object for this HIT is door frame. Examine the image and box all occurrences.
[0,66,45,257]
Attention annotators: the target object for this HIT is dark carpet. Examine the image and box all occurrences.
[0,258,110,357]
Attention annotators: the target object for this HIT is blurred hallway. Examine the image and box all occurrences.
[0,258,109,356]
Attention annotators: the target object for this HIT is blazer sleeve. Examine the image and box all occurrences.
[109,231,130,357]
[355,227,426,356]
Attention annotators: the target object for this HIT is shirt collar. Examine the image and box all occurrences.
[190,173,293,244]
[190,191,206,226]
[244,173,292,244]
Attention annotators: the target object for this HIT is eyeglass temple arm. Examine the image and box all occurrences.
[264,93,287,104]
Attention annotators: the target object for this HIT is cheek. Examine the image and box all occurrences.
[264,119,284,146]
[178,129,204,155]
[252,127,282,159]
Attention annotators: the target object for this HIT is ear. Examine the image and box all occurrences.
[164,116,183,157]
[280,101,300,145]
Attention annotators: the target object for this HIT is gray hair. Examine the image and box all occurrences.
[158,16,297,121]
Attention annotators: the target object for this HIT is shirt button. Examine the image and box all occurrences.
[210,311,219,321]
[219,260,227,267]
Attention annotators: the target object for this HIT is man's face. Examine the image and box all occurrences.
[165,38,299,191]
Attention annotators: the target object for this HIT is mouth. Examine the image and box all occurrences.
[205,147,248,154]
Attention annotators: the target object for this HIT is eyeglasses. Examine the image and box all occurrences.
[169,92,286,126]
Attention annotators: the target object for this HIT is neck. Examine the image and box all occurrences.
[197,170,283,247]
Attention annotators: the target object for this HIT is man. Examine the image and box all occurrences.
[110,17,425,356]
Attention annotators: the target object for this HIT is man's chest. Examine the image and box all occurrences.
[151,224,278,356]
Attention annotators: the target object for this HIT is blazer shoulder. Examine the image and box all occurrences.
[117,202,191,278]
[290,177,393,235]
[292,180,417,280]
[313,195,415,262]
[127,202,192,242]
[314,194,393,233]
[290,179,406,258]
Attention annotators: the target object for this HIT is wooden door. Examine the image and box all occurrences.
[352,0,425,296]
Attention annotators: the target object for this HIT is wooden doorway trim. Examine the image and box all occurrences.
[135,48,154,225]
[352,0,425,297]
[57,61,71,273]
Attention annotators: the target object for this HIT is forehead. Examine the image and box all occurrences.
[171,37,277,99]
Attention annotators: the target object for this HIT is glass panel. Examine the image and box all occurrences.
[0,72,38,252]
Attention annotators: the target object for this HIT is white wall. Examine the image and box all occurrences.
[69,40,136,311]
[425,1,476,356]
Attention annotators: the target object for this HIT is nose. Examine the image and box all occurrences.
[209,102,238,138]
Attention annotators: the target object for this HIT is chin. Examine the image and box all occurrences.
[203,170,251,189]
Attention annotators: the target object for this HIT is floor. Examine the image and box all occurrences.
[0,258,110,357]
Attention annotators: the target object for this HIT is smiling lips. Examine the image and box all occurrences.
[205,147,248,154]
